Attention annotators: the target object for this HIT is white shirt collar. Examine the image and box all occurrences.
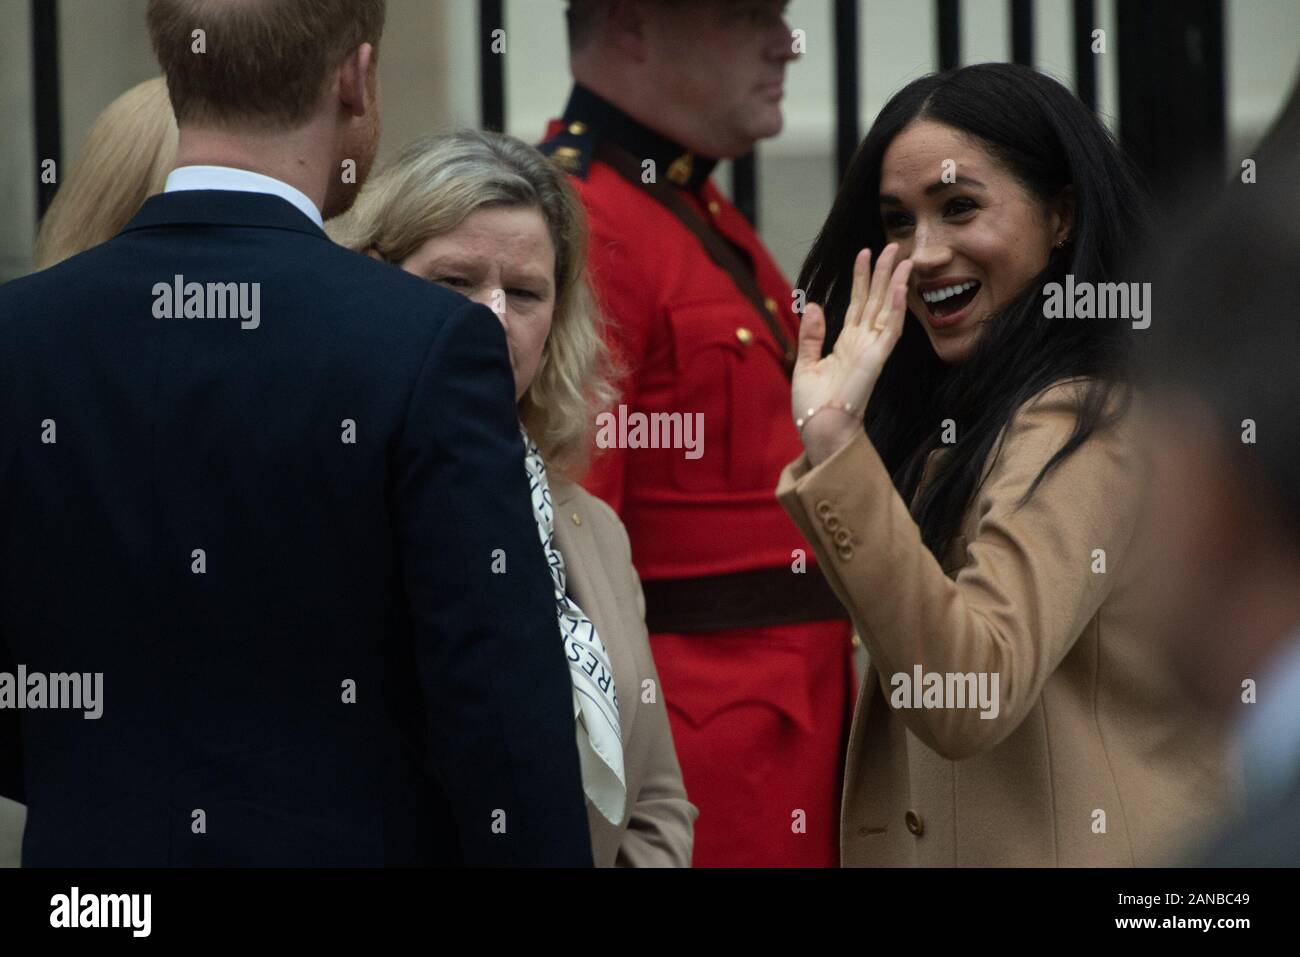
[164,165,324,229]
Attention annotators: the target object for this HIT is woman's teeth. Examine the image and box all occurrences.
[921,280,979,305]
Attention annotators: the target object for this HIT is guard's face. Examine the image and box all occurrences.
[643,0,798,157]
[400,205,557,402]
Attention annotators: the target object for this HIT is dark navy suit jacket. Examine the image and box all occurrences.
[0,190,593,866]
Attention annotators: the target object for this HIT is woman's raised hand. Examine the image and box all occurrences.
[791,244,913,466]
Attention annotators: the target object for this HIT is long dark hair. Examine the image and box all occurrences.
[799,63,1152,558]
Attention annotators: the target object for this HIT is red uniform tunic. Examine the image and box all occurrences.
[543,87,855,867]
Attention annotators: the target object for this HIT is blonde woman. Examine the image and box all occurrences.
[331,130,697,866]
[34,77,178,269]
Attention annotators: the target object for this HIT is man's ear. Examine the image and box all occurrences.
[365,246,385,262]
[337,42,375,118]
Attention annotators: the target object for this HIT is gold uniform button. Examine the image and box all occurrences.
[567,121,587,135]
[571,513,582,526]
[707,200,721,215]
[851,633,862,648]
[735,327,753,345]
[905,810,924,837]
[764,296,778,314]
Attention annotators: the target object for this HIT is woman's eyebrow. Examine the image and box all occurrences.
[422,256,478,274]
[924,175,987,195]
[880,175,989,206]
[503,268,553,289]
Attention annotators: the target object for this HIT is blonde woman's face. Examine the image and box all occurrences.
[400,206,556,400]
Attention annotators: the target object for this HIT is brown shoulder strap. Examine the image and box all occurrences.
[594,141,796,377]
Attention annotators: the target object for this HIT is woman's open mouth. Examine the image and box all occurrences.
[919,280,981,329]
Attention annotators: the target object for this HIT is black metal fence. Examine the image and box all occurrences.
[29,0,1226,225]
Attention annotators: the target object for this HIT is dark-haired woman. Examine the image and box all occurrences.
[777,63,1234,866]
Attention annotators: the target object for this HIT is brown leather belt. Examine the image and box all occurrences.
[641,566,849,634]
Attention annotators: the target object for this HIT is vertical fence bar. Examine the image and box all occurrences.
[479,0,505,131]
[1073,0,1097,111]
[1011,0,1034,66]
[1116,0,1225,213]
[834,0,861,184]
[31,0,62,220]
[937,0,960,71]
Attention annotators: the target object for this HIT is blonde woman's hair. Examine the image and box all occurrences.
[34,77,178,270]
[330,129,618,477]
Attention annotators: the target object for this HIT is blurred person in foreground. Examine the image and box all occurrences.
[332,129,697,866]
[540,0,854,868]
[0,0,591,866]
[1140,136,1300,867]
[33,76,178,270]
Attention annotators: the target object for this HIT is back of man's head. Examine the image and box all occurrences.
[148,0,386,129]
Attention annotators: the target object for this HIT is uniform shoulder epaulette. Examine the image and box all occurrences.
[538,122,596,180]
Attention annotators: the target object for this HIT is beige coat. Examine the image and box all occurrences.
[549,475,697,866]
[777,379,1234,866]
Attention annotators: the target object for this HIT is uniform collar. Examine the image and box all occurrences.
[561,84,719,192]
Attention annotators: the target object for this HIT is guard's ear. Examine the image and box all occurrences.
[366,246,384,262]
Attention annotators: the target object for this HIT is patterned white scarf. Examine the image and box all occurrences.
[522,428,626,825]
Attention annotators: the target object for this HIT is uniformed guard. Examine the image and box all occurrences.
[541,0,855,867]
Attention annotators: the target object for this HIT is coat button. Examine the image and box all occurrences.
[851,633,862,648]
[708,200,721,215]
[571,513,582,526]
[764,296,779,314]
[905,810,924,836]
[815,500,833,517]
[735,326,753,345]
[833,528,851,546]
[838,546,854,561]
[567,121,587,135]
[824,515,841,531]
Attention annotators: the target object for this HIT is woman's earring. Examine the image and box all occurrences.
[1056,237,1068,249]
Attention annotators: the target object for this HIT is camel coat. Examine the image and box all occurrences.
[549,475,697,866]
[777,379,1235,866]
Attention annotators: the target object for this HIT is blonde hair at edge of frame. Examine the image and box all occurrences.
[330,129,620,478]
[34,77,179,270]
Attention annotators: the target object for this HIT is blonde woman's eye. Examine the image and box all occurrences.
[434,275,469,287]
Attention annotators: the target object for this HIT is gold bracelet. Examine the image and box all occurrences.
[795,401,860,435]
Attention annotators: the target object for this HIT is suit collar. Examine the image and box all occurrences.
[120,190,330,241]
[165,165,324,228]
